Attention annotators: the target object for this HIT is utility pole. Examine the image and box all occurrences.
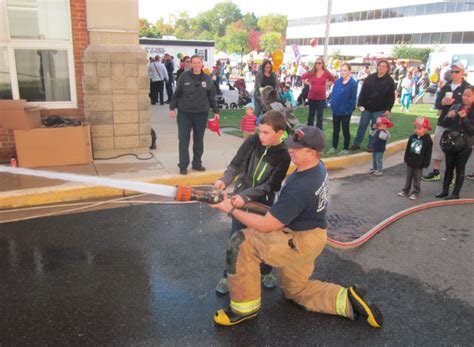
[324,0,332,61]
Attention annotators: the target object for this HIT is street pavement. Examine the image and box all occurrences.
[0,163,472,345]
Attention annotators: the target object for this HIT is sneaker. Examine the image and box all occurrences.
[422,171,440,182]
[262,269,278,289]
[179,168,188,175]
[215,277,229,295]
[373,170,383,176]
[348,285,383,328]
[338,149,350,156]
[435,190,449,198]
[467,173,474,180]
[408,193,419,201]
[350,144,360,150]
[397,191,408,197]
[326,147,337,156]
[214,307,259,326]
[368,168,375,174]
[192,165,206,172]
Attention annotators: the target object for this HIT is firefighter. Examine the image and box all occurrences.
[210,126,383,328]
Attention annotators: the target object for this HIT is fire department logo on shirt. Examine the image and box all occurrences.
[315,173,329,213]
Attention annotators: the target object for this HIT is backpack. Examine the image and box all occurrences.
[440,129,465,153]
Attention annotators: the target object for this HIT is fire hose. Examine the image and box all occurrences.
[2,167,473,249]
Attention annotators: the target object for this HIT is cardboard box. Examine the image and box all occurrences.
[0,100,42,129]
[14,125,93,168]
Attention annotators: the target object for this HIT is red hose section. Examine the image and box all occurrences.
[326,198,474,250]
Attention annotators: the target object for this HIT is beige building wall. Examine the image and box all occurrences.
[83,0,150,158]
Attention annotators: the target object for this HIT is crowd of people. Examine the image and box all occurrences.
[148,52,472,328]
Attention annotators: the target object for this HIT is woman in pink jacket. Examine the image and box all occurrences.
[301,57,335,129]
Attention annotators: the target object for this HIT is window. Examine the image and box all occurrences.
[366,10,374,20]
[407,5,417,17]
[445,2,456,13]
[434,2,445,14]
[398,6,407,17]
[382,9,390,19]
[357,36,365,45]
[440,32,452,44]
[360,11,367,21]
[414,5,424,16]
[395,34,403,44]
[420,33,431,44]
[15,49,70,101]
[370,35,378,44]
[7,0,70,40]
[412,33,421,45]
[329,37,335,45]
[431,32,441,44]
[373,10,381,19]
[386,34,395,44]
[403,34,412,44]
[424,4,436,15]
[0,47,13,99]
[462,32,474,44]
[0,0,75,107]
[452,32,463,43]
[352,12,360,21]
[455,2,467,12]
[379,35,387,45]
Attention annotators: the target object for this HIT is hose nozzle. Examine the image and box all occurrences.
[175,186,224,204]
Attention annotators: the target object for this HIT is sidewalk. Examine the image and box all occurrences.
[0,103,408,209]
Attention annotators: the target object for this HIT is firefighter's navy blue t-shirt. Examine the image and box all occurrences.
[269,162,329,231]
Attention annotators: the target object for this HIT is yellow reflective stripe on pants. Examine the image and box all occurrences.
[335,288,349,317]
[230,298,261,314]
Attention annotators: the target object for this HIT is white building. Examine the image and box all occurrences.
[139,38,215,70]
[285,0,474,61]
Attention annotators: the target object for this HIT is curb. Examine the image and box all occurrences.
[0,139,407,210]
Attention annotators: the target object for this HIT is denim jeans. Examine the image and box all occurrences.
[307,99,325,129]
[401,92,412,110]
[372,151,384,171]
[353,110,385,148]
[177,111,208,170]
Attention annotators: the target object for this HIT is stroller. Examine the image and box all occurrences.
[230,78,252,109]
[260,85,301,135]
[213,80,229,109]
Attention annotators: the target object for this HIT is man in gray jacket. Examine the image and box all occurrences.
[169,55,220,175]
[148,55,169,105]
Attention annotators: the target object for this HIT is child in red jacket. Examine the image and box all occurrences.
[240,103,257,140]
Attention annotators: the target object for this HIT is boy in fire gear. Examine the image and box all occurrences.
[214,110,291,294]
[210,126,384,328]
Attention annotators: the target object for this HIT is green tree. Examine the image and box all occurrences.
[392,44,433,63]
[257,14,287,35]
[218,21,249,54]
[139,18,159,38]
[155,18,174,36]
[171,12,194,39]
[242,12,258,31]
[260,31,283,54]
[212,2,243,36]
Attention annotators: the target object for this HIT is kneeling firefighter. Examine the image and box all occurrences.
[210,126,384,328]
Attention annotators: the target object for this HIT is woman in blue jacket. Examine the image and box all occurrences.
[329,63,358,156]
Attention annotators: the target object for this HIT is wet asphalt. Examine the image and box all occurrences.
[0,164,473,345]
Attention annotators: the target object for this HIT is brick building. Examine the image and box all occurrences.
[0,0,149,162]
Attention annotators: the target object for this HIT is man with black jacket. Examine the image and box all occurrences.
[164,53,174,103]
[213,110,291,295]
[351,60,395,152]
[422,62,471,182]
[169,55,220,175]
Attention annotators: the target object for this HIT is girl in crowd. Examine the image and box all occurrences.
[329,63,358,156]
[400,70,414,112]
[436,86,474,199]
[253,60,279,117]
[301,57,335,129]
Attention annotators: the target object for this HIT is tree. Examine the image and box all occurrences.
[218,21,249,54]
[392,44,433,63]
[257,14,287,35]
[248,30,261,51]
[260,31,283,54]
[242,12,258,31]
[212,2,243,36]
[155,18,174,37]
[170,12,194,39]
[139,18,159,38]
